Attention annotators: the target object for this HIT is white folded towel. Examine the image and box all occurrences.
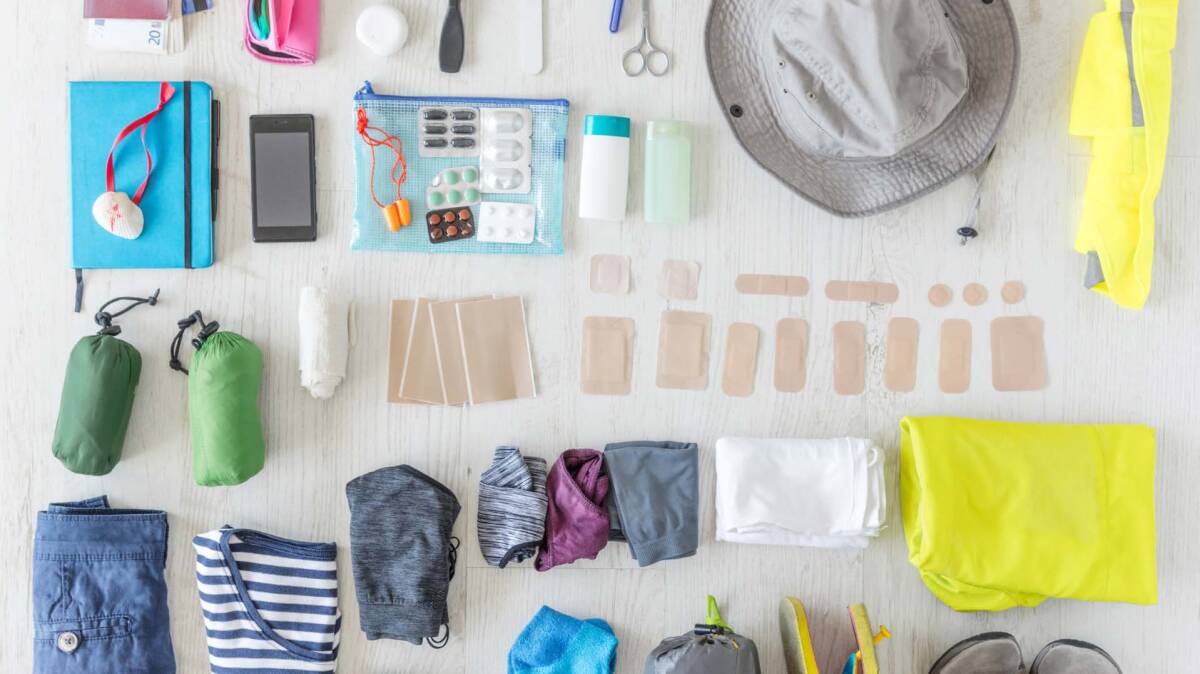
[714,437,885,549]
[298,287,352,399]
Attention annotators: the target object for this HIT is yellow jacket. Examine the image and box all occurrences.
[1071,0,1177,309]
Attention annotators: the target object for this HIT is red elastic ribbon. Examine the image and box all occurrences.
[356,108,407,209]
[105,82,177,205]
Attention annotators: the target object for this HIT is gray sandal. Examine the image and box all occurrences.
[1030,639,1121,674]
[929,632,1025,674]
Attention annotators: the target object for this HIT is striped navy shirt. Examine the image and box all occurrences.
[193,528,340,673]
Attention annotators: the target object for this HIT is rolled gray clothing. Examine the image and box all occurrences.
[478,446,548,568]
[345,465,461,644]
[603,441,699,567]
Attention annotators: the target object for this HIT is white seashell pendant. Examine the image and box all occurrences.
[92,191,145,240]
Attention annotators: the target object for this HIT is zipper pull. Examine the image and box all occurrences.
[358,81,375,97]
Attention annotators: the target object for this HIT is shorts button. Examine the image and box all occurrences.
[57,631,80,653]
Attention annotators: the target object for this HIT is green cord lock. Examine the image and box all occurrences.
[705,595,734,632]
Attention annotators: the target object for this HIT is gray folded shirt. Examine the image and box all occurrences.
[345,465,461,645]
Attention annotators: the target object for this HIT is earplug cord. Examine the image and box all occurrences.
[93,289,160,336]
[169,310,221,375]
[356,108,407,209]
[425,536,461,649]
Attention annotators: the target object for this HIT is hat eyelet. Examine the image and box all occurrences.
[729,104,744,118]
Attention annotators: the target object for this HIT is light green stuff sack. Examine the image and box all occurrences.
[172,312,266,486]
[52,334,142,475]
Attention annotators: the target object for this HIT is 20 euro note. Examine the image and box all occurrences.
[86,17,182,54]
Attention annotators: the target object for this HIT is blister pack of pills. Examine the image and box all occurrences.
[419,106,480,158]
[477,201,536,244]
[481,108,532,194]
[426,166,482,209]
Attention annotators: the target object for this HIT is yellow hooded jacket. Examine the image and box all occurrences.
[1071,0,1177,309]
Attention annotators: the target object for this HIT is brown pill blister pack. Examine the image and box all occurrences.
[938,319,972,394]
[427,207,476,243]
[580,316,634,395]
[774,318,808,392]
[721,323,760,397]
[825,280,899,304]
[735,274,809,297]
[832,321,866,395]
[991,316,1046,391]
[885,317,919,393]
[656,310,711,390]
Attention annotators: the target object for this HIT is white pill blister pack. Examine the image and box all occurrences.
[419,107,480,158]
[481,108,533,194]
[426,166,482,209]
[477,202,536,244]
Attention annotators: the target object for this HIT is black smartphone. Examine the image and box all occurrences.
[249,114,317,242]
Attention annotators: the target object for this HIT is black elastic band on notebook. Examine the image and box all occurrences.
[169,310,219,375]
[73,269,84,313]
[184,81,193,269]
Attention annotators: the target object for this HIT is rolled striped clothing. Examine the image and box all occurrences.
[478,446,549,567]
[193,527,340,673]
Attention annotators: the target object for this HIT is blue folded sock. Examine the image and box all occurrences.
[508,606,618,674]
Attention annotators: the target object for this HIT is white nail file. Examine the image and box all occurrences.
[518,0,544,75]
[478,202,536,244]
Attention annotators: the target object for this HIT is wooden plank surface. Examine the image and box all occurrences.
[1,1,1197,672]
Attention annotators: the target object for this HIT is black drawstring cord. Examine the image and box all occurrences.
[169,310,220,374]
[93,289,160,336]
[425,536,461,650]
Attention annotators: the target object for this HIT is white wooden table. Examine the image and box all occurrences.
[2,1,1197,671]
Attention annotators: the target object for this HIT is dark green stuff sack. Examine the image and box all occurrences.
[170,311,266,486]
[52,291,159,475]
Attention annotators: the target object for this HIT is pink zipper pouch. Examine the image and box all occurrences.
[243,0,320,65]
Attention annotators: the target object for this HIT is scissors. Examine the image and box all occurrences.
[622,0,670,76]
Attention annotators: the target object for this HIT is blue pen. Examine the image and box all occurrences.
[609,0,624,33]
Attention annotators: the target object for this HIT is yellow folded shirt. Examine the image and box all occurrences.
[900,416,1157,612]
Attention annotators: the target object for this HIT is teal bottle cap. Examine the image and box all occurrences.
[585,115,631,138]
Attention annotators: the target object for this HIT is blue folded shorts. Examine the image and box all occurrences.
[33,496,176,674]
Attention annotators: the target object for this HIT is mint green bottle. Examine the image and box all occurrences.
[644,120,692,225]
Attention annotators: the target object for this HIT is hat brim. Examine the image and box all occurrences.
[705,0,1020,218]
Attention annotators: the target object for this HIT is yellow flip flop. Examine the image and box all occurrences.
[779,598,820,674]
[779,598,889,674]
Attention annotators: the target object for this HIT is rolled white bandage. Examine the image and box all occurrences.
[298,287,352,399]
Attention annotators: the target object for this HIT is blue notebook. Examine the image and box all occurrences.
[69,81,219,306]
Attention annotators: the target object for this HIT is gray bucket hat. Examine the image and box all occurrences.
[705,0,1020,218]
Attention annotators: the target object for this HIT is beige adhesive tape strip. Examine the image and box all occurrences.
[656,310,711,390]
[430,296,491,406]
[387,300,427,405]
[721,322,760,397]
[580,316,634,395]
[774,318,808,392]
[991,316,1047,391]
[938,319,972,394]
[832,321,866,395]
[659,260,701,300]
[457,296,537,404]
[825,280,900,304]
[735,274,810,297]
[885,317,919,393]
[590,254,630,295]
[399,298,448,404]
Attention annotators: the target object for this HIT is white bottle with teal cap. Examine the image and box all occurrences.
[644,120,691,225]
[579,114,631,222]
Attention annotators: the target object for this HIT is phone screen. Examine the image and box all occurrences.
[252,131,313,228]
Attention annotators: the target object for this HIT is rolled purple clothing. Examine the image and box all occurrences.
[535,449,610,571]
